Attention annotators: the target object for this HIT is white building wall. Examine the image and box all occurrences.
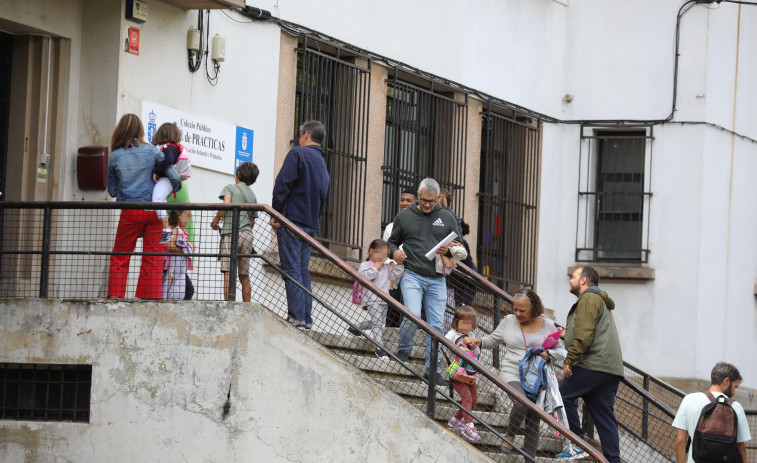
[537,0,757,385]
[1,0,756,386]
[254,0,570,117]
[114,0,281,208]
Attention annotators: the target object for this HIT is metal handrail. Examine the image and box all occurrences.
[259,204,607,462]
[623,361,687,399]
[0,201,607,462]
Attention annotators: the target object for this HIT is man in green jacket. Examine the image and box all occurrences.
[557,266,623,462]
[387,178,464,386]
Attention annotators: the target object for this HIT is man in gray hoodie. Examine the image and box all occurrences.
[557,266,623,461]
[387,178,463,385]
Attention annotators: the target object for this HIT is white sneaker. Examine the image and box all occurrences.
[556,446,585,459]
[158,228,173,244]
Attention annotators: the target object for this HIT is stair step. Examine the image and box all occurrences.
[308,328,574,458]
[307,326,428,345]
[420,402,508,425]
[476,429,562,452]
[482,453,588,463]
[306,331,427,360]
[420,406,562,451]
[337,352,426,376]
[371,376,498,407]
[334,350,520,414]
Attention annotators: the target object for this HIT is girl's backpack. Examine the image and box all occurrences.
[163,143,192,181]
[351,281,363,305]
[447,341,478,385]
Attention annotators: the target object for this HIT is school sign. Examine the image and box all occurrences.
[142,101,253,175]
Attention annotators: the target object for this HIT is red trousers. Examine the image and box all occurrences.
[107,209,162,299]
[453,380,478,424]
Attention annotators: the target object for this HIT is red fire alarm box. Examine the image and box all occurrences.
[77,146,109,190]
[127,27,140,55]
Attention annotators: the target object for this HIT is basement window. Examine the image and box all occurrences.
[0,363,91,422]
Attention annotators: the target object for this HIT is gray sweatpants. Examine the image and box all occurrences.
[357,303,387,347]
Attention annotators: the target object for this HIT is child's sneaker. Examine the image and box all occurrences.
[159,228,173,244]
[461,422,482,442]
[447,415,465,430]
[556,446,585,459]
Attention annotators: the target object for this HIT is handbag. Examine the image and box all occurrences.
[234,184,257,254]
[518,324,548,401]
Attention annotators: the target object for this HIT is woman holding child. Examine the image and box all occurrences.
[106,114,181,299]
[464,288,566,457]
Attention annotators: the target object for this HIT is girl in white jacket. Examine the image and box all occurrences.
[347,239,404,359]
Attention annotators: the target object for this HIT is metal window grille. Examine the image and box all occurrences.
[478,107,542,292]
[382,78,467,229]
[293,38,369,262]
[576,127,653,262]
[0,363,91,422]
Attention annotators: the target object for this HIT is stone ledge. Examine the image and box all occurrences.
[261,250,358,286]
[567,264,655,281]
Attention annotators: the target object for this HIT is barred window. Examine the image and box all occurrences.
[0,363,91,422]
[382,78,467,230]
[479,107,541,292]
[576,127,653,262]
[294,39,370,261]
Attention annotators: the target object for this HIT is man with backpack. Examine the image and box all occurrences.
[672,362,751,463]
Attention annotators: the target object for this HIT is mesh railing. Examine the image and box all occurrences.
[0,201,606,462]
[747,412,757,462]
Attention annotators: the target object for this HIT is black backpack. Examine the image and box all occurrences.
[689,391,742,463]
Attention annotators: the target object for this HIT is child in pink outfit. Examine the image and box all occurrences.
[347,239,403,359]
[445,305,482,442]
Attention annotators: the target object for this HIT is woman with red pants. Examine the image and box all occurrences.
[106,114,181,299]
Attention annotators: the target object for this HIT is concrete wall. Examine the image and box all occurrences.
[0,299,492,463]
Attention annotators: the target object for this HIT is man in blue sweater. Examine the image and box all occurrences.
[270,121,330,329]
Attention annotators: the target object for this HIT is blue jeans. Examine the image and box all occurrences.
[397,270,447,371]
[277,224,316,324]
[559,366,621,463]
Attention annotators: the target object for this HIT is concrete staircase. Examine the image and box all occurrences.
[307,328,580,462]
